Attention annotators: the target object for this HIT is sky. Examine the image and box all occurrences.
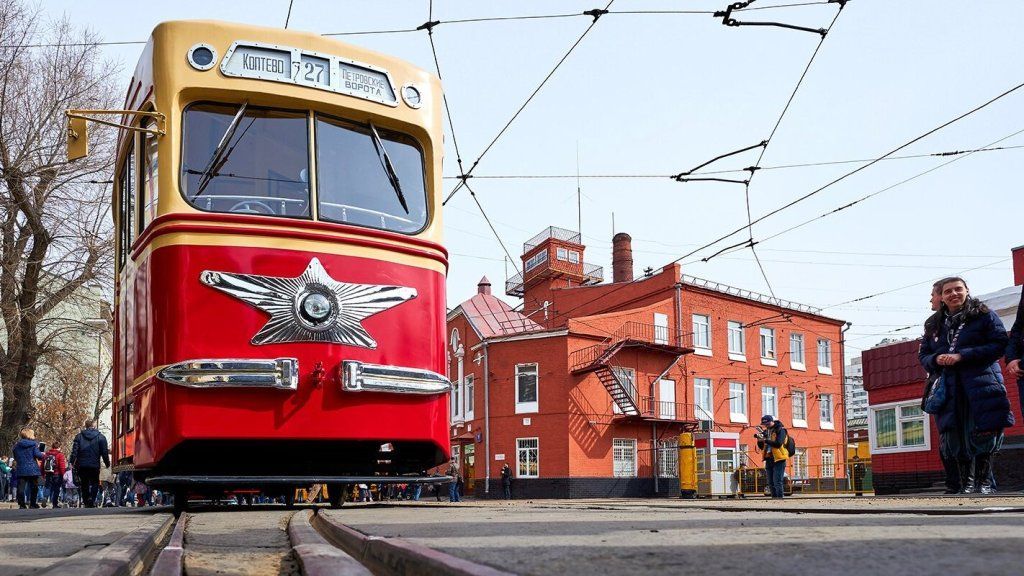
[38,0,1024,361]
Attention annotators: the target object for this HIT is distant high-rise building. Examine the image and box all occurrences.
[846,357,867,422]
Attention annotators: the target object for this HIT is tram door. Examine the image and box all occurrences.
[462,444,475,495]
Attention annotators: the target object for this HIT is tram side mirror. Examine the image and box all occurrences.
[67,115,89,161]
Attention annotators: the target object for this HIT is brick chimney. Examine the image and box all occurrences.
[478,276,492,295]
[1013,245,1024,286]
[612,232,633,283]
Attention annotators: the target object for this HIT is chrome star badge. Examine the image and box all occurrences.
[200,258,417,348]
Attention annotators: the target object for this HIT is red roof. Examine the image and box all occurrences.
[862,339,926,391]
[458,293,541,339]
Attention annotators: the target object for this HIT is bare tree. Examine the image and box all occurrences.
[30,352,94,452]
[0,1,119,450]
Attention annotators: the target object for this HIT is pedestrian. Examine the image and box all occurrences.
[923,280,969,494]
[62,467,79,508]
[12,428,45,509]
[1005,285,1023,420]
[0,456,9,502]
[42,444,67,509]
[446,458,461,503]
[70,419,111,507]
[755,415,789,499]
[501,463,513,499]
[920,276,1013,494]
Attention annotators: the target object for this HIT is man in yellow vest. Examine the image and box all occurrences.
[756,415,789,499]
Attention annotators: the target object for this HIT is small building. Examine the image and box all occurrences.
[862,246,1024,494]
[446,227,847,498]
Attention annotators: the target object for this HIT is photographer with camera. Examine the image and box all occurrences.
[755,415,789,499]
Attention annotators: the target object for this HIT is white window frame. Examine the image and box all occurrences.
[612,438,638,478]
[525,250,547,271]
[868,401,931,454]
[817,338,833,374]
[692,314,711,356]
[761,385,778,419]
[515,363,539,414]
[567,250,580,264]
[657,439,678,477]
[654,312,669,345]
[821,448,836,478]
[791,389,807,428]
[790,333,805,371]
[516,437,539,478]
[556,246,568,261]
[694,378,713,422]
[451,378,462,423]
[792,449,808,479]
[819,393,834,430]
[464,374,475,420]
[759,327,777,366]
[728,381,747,423]
[727,320,746,361]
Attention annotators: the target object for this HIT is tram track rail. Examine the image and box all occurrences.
[46,507,513,576]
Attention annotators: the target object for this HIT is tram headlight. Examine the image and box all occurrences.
[187,43,218,71]
[300,292,333,324]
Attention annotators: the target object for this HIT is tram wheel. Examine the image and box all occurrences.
[327,484,345,509]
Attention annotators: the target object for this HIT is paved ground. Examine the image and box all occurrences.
[2,496,1024,575]
[327,496,1024,575]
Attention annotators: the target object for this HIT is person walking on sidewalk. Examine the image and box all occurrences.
[12,428,45,509]
[446,458,461,503]
[70,419,110,507]
[756,415,789,499]
[42,445,67,509]
[1005,285,1023,421]
[920,277,1013,494]
[501,463,513,499]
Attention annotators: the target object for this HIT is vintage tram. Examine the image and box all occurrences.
[85,20,451,505]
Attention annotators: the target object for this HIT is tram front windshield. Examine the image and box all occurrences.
[181,102,428,234]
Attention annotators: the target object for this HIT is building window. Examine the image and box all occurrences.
[556,247,580,263]
[525,250,547,271]
[870,402,930,453]
[694,378,712,421]
[792,449,808,479]
[819,393,834,429]
[515,363,539,414]
[692,314,711,353]
[696,448,707,475]
[727,320,745,359]
[516,438,538,478]
[451,445,461,468]
[817,339,832,373]
[729,382,747,423]
[451,379,461,421]
[790,333,805,370]
[658,440,678,477]
[759,327,776,364]
[821,448,836,478]
[716,449,735,472]
[761,385,778,418]
[611,367,636,414]
[792,389,807,427]
[568,250,580,264]
[613,438,637,478]
[654,313,669,345]
[464,374,475,420]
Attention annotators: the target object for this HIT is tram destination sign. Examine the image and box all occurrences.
[220,41,398,107]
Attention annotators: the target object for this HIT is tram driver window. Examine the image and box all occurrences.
[315,115,427,234]
[181,103,310,218]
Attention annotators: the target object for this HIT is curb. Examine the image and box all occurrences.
[289,509,372,576]
[38,513,174,576]
[313,511,514,576]
[149,513,188,576]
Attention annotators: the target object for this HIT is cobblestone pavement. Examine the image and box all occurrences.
[183,510,301,576]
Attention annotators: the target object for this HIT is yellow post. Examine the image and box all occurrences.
[67,116,88,161]
[678,432,698,499]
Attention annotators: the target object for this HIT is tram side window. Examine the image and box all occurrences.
[316,115,427,234]
[181,103,310,218]
[140,119,159,230]
[122,146,137,255]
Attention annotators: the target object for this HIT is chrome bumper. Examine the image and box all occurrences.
[341,361,451,395]
[157,358,298,390]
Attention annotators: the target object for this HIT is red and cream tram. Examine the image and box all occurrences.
[86,21,450,506]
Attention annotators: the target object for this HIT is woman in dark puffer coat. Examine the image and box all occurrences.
[920,276,1012,494]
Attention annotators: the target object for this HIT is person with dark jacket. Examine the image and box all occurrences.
[920,277,1012,494]
[70,419,110,507]
[501,463,513,499]
[12,428,45,509]
[755,415,789,499]
[42,446,68,509]
[1004,285,1023,415]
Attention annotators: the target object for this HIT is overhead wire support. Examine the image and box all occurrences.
[673,140,766,183]
[715,0,840,37]
[442,1,616,206]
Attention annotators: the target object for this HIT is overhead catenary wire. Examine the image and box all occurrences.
[284,0,295,28]
[463,181,522,277]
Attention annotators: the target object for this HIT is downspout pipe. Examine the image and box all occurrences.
[839,321,852,484]
[674,282,684,347]
[484,341,491,495]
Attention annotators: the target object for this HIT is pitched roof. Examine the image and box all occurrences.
[457,292,541,339]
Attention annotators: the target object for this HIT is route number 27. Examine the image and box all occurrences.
[293,61,326,84]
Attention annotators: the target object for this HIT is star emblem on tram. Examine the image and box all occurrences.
[200,257,417,348]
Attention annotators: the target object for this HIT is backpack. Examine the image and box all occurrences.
[785,434,796,459]
[43,454,57,474]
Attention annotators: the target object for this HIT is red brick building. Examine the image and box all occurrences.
[862,245,1024,494]
[447,227,847,498]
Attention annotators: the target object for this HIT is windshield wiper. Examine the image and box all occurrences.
[368,121,409,214]
[193,101,249,198]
